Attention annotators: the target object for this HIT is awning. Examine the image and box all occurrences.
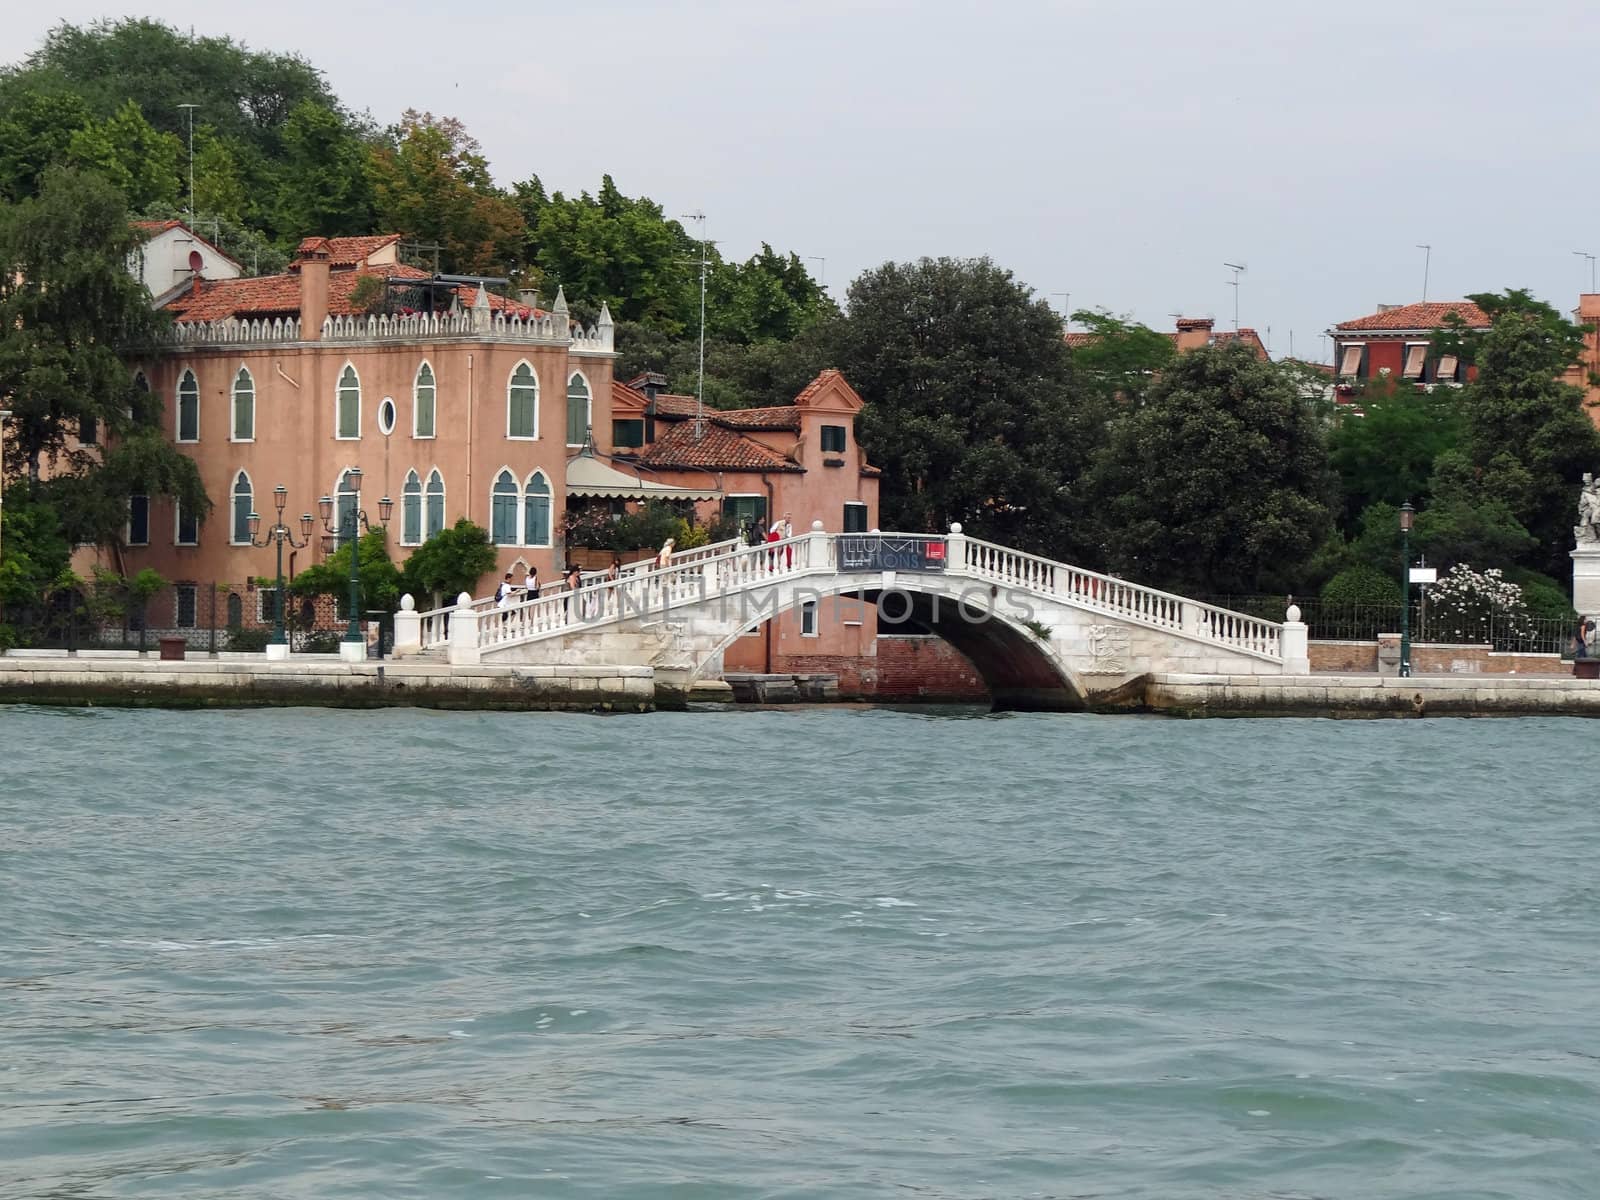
[565,450,721,501]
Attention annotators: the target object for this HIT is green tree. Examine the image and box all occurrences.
[368,111,522,274]
[63,100,182,212]
[1431,289,1600,576]
[193,128,248,224]
[397,518,497,607]
[1327,375,1461,528]
[0,86,93,201]
[0,168,209,541]
[290,527,400,617]
[835,257,1084,551]
[272,99,375,240]
[0,492,72,612]
[706,244,830,344]
[1065,309,1176,406]
[529,175,698,330]
[1090,343,1335,594]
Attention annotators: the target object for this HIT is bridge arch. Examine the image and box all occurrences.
[686,575,1091,711]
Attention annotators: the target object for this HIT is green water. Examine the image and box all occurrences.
[1,706,1596,1198]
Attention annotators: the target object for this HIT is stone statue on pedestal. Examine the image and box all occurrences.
[1576,473,1600,546]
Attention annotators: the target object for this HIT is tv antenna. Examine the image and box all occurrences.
[1223,262,1246,330]
[681,211,709,439]
[805,256,826,289]
[1576,250,1597,293]
[177,103,199,225]
[1050,292,1071,330]
[1417,244,1432,301]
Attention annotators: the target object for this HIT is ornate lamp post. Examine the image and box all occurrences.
[316,467,392,660]
[247,485,314,661]
[1399,501,1415,678]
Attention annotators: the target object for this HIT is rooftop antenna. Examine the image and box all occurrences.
[1417,244,1432,301]
[1223,262,1246,331]
[1575,250,1597,293]
[681,211,709,440]
[806,256,826,290]
[177,103,199,225]
[1050,292,1071,330]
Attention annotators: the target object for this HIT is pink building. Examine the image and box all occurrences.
[1328,300,1490,402]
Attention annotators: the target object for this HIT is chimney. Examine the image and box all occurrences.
[1174,316,1214,353]
[295,237,331,340]
[517,288,539,309]
[1376,303,1400,313]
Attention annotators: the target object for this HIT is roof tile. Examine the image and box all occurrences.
[1335,300,1491,332]
[164,263,530,323]
[634,422,803,473]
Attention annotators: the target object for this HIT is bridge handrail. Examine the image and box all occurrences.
[466,532,820,652]
[957,535,1282,653]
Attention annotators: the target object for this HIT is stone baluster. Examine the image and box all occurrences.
[947,522,967,575]
[447,591,482,665]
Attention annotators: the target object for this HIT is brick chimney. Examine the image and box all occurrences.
[294,237,331,340]
[1174,316,1214,353]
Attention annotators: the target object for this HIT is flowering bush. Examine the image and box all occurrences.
[1424,564,1535,648]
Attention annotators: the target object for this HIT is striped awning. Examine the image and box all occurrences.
[565,450,720,501]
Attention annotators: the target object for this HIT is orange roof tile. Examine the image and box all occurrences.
[634,422,803,473]
[289,234,402,269]
[163,263,529,323]
[132,219,183,234]
[612,380,650,409]
[711,405,801,431]
[1335,301,1491,332]
[791,368,844,405]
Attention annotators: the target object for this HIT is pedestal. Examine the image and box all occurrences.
[264,641,290,661]
[1572,546,1600,619]
[338,639,367,663]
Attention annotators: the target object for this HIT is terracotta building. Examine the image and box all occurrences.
[1328,300,1490,400]
[1065,315,1269,360]
[1561,294,1600,429]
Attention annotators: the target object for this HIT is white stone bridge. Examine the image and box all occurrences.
[393,526,1309,710]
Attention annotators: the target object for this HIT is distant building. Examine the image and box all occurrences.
[1328,300,1490,398]
[1065,315,1269,361]
[1561,294,1600,429]
[129,219,241,304]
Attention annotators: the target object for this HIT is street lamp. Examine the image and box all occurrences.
[316,467,392,654]
[247,484,314,660]
[1399,501,1415,678]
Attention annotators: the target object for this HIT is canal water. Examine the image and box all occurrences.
[1,706,1596,1199]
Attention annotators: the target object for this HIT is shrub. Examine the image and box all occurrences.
[1320,565,1401,606]
[225,629,272,652]
[1502,567,1576,622]
[1425,564,1535,647]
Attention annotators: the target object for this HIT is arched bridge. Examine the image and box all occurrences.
[395,527,1309,710]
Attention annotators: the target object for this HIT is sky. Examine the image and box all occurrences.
[5,0,1599,362]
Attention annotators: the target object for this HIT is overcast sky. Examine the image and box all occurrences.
[5,1,1598,361]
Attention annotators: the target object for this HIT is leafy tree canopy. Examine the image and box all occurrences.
[397,518,498,605]
[1327,375,1461,528]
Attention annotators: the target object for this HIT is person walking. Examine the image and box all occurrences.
[562,562,581,621]
[522,562,540,600]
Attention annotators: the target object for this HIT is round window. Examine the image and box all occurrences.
[377,397,397,435]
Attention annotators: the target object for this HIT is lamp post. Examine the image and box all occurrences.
[247,485,314,661]
[1399,502,1415,678]
[316,467,392,660]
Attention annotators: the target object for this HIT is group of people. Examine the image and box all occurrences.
[495,556,626,621]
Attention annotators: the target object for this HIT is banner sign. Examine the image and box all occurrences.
[837,535,948,573]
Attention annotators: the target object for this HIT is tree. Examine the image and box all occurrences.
[1065,309,1176,406]
[272,99,374,240]
[0,86,93,202]
[397,518,497,607]
[63,100,181,212]
[1327,375,1461,528]
[0,167,209,541]
[706,244,831,344]
[1090,343,1334,595]
[290,527,400,618]
[1431,289,1600,577]
[368,111,522,274]
[835,257,1084,552]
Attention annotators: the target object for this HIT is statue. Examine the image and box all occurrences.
[1577,474,1600,546]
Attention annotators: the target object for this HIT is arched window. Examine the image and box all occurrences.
[336,364,360,439]
[335,468,360,546]
[507,362,537,439]
[523,470,552,546]
[231,471,254,545]
[401,470,423,546]
[425,469,446,538]
[565,371,591,447]
[491,470,519,544]
[231,367,255,441]
[414,362,436,438]
[177,368,199,442]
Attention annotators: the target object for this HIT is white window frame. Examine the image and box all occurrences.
[413,360,436,439]
[127,494,150,547]
[490,466,520,545]
[801,599,819,637]
[507,360,539,441]
[522,469,553,547]
[231,365,256,442]
[335,362,361,441]
[174,500,199,547]
[176,366,199,443]
[425,468,446,539]
[565,369,592,448]
[333,467,361,547]
[400,469,423,546]
[377,396,397,436]
[230,469,254,546]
